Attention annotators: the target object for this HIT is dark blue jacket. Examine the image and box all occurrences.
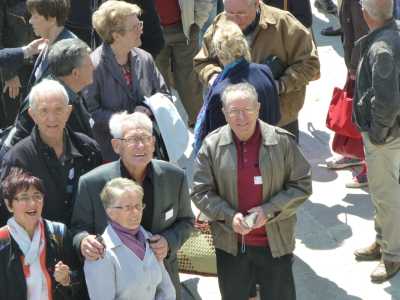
[194,59,280,152]
[263,0,312,27]
[0,47,24,71]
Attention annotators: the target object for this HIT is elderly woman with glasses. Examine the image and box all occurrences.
[84,177,175,300]
[85,0,170,161]
[193,19,281,153]
[0,168,82,300]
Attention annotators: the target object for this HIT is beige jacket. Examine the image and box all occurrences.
[193,2,320,125]
[191,121,312,257]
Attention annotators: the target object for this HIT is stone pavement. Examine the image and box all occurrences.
[177,2,400,300]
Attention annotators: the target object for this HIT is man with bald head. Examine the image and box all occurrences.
[353,0,400,283]
[0,79,102,227]
[194,0,320,142]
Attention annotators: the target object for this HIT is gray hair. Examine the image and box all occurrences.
[100,177,144,209]
[29,79,69,111]
[221,82,259,107]
[109,111,153,139]
[212,20,251,65]
[361,0,393,20]
[48,38,91,77]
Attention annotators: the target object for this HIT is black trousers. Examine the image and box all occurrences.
[215,246,296,300]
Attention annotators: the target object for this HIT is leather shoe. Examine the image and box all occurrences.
[320,26,342,36]
[371,260,400,283]
[354,242,381,261]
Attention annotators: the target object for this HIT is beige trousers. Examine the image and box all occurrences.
[362,132,400,262]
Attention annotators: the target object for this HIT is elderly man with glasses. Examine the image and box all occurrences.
[194,0,320,142]
[71,111,194,299]
[191,82,311,300]
[0,79,102,227]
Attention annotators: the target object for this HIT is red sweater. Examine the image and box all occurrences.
[154,0,181,26]
[234,124,268,246]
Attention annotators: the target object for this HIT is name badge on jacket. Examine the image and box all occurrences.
[254,176,262,185]
[165,208,174,221]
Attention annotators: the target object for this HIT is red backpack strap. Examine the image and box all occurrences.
[0,226,10,240]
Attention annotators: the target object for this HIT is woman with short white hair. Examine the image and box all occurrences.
[84,177,175,300]
[85,0,170,161]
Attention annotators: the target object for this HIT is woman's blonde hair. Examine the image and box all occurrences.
[212,20,251,65]
[100,177,144,209]
[92,0,141,44]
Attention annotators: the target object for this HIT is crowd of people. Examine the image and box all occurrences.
[0,0,399,299]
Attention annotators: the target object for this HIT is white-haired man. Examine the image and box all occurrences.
[194,0,320,142]
[191,82,311,300]
[0,79,102,227]
[70,111,194,299]
[353,0,400,283]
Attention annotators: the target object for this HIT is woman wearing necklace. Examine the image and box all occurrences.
[85,0,170,162]
[0,168,82,300]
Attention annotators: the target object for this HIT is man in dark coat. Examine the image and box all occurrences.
[0,79,102,227]
[71,111,194,300]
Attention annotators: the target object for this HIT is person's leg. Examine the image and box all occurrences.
[169,25,203,125]
[362,134,400,262]
[155,32,173,89]
[215,248,254,300]
[249,246,295,300]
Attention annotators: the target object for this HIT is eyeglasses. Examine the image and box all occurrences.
[14,194,43,203]
[35,107,67,119]
[125,20,143,32]
[225,11,249,19]
[109,203,146,212]
[227,107,257,117]
[119,135,153,146]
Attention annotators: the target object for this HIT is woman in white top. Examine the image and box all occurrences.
[84,177,175,300]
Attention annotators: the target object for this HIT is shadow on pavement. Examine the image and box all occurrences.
[297,191,373,250]
[181,277,202,300]
[300,122,337,182]
[296,200,352,250]
[342,193,373,221]
[311,11,344,56]
[384,276,400,300]
[294,255,363,300]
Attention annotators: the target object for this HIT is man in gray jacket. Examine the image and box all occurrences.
[191,82,311,300]
[352,0,400,283]
[71,111,194,299]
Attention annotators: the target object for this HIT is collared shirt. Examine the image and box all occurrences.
[233,123,268,246]
[120,163,154,230]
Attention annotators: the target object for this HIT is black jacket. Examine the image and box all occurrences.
[353,19,400,144]
[0,127,102,226]
[0,47,24,71]
[0,0,35,81]
[0,219,82,300]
